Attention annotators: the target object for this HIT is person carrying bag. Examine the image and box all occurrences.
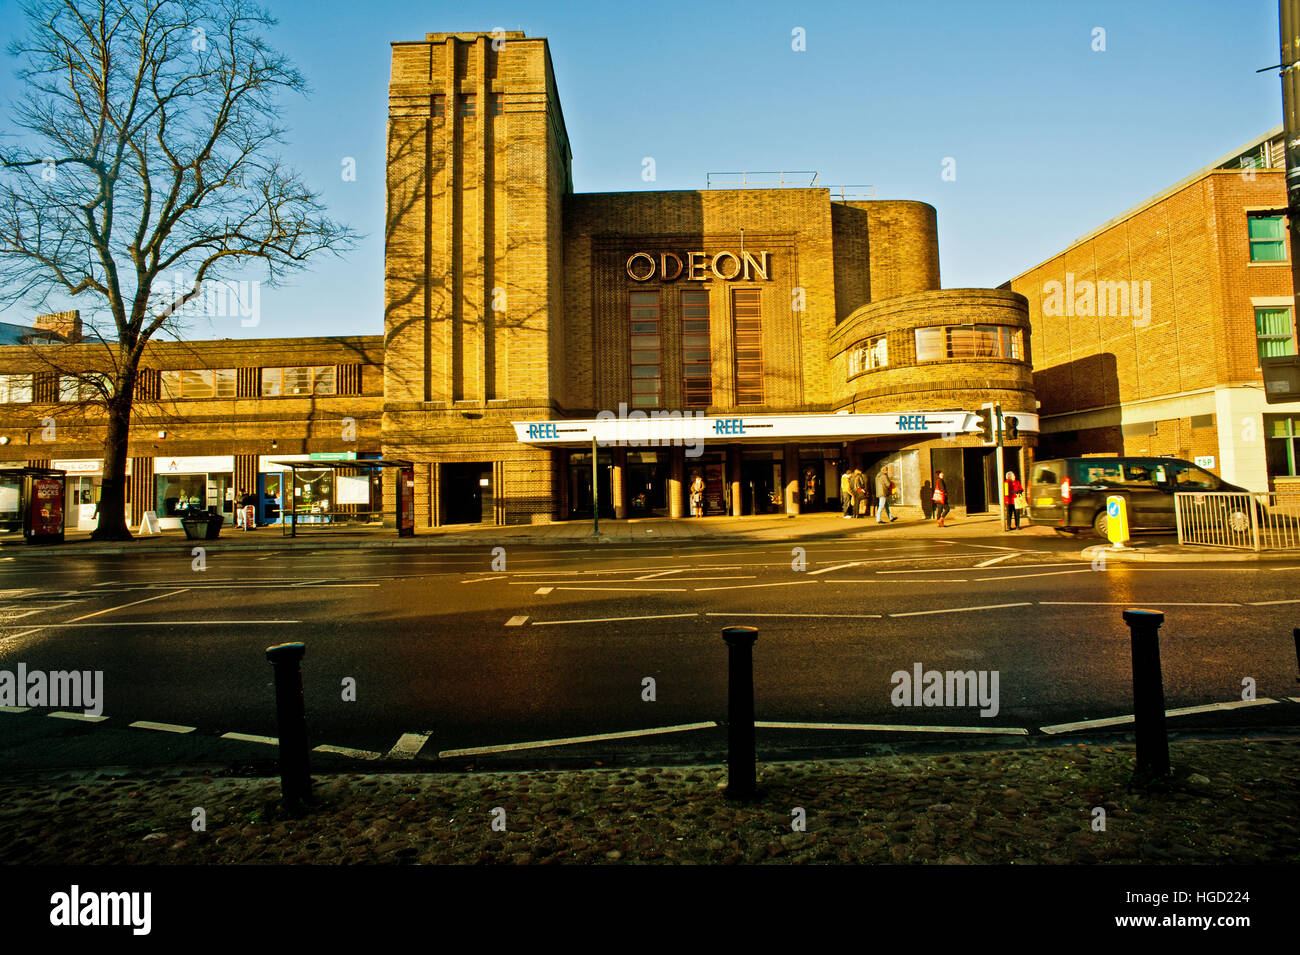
[932,470,950,527]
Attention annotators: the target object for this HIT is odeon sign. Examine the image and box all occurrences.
[625,250,771,282]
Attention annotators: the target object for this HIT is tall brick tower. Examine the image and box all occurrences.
[385,31,572,525]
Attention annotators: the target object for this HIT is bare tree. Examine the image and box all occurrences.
[0,0,356,539]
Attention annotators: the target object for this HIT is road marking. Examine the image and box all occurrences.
[68,589,190,622]
[314,744,382,760]
[890,602,1033,618]
[462,576,507,583]
[48,711,109,723]
[695,580,817,592]
[974,553,1020,567]
[0,705,31,713]
[1248,598,1300,606]
[878,562,1089,574]
[827,578,970,583]
[221,732,278,745]
[533,612,698,626]
[25,620,302,628]
[634,569,689,579]
[505,615,529,626]
[534,587,554,595]
[755,721,1029,735]
[1040,698,1280,734]
[386,732,430,759]
[979,569,1093,581]
[807,561,864,576]
[1038,601,1241,607]
[129,720,196,734]
[554,586,688,593]
[438,721,718,758]
[704,612,883,619]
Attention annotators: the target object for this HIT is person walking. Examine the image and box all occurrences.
[850,468,867,519]
[1003,470,1023,530]
[690,471,705,518]
[875,467,896,523]
[840,468,853,518]
[933,470,950,527]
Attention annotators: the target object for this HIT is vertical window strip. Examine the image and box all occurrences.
[732,288,763,405]
[681,289,711,407]
[629,291,661,408]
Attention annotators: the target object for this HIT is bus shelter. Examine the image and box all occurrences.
[0,466,68,544]
[267,459,415,538]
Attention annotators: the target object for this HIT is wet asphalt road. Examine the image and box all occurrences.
[1,534,1298,769]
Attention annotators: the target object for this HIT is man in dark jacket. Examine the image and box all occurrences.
[850,468,867,519]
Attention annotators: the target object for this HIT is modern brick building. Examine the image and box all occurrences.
[1007,128,1300,493]
[0,29,1039,530]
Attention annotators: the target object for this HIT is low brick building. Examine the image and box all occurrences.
[1007,128,1300,493]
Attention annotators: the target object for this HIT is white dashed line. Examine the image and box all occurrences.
[695,580,817,592]
[704,612,882,619]
[534,587,554,595]
[0,705,31,713]
[807,561,865,576]
[68,588,190,622]
[533,612,698,626]
[974,553,1020,567]
[1040,698,1281,734]
[554,586,688,593]
[438,722,718,757]
[129,720,196,734]
[386,732,430,759]
[314,744,382,760]
[1248,598,1300,606]
[1038,601,1240,607]
[505,616,529,626]
[755,721,1029,735]
[220,732,278,745]
[48,711,108,723]
[462,576,507,583]
[889,602,1033,617]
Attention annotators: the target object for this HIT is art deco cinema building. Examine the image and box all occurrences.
[383,31,1037,525]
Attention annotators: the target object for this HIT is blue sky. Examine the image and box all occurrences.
[0,0,1286,339]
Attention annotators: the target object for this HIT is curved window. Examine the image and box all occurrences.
[848,336,888,375]
[915,325,1023,361]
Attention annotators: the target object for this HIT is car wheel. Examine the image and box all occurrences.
[1092,510,1108,539]
[1227,509,1251,534]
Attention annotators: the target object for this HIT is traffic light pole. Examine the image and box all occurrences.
[995,404,1007,531]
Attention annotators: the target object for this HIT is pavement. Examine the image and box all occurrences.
[2,736,1296,864]
[0,508,1079,554]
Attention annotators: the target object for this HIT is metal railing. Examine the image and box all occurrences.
[706,171,820,188]
[1175,490,1300,551]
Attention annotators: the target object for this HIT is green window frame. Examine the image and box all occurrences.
[1248,214,1287,262]
[1256,307,1296,361]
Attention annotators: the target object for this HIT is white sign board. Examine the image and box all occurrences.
[155,456,235,474]
[1194,455,1215,469]
[137,510,161,535]
[337,474,371,505]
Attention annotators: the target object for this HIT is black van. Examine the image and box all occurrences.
[1026,456,1249,537]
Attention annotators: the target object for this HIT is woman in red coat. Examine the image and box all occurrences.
[1004,470,1024,530]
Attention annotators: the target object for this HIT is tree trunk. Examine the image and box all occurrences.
[92,392,135,541]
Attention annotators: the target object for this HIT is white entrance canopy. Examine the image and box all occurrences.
[513,410,1039,448]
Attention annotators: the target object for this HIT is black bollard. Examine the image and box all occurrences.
[1123,609,1170,781]
[722,626,758,800]
[265,642,311,809]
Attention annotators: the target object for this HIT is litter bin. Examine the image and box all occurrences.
[180,507,223,541]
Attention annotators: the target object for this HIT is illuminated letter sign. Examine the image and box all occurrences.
[624,251,771,281]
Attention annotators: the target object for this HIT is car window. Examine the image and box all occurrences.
[1032,465,1058,485]
[1075,463,1123,486]
[1170,463,1218,490]
[1121,463,1165,487]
